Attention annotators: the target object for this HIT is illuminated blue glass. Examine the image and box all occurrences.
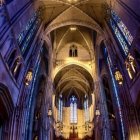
[84,99,89,122]
[107,57,125,139]
[17,15,37,45]
[17,9,42,56]
[58,98,63,122]
[111,11,133,45]
[103,46,125,139]
[110,10,133,56]
[21,19,41,57]
[110,19,129,56]
[70,96,77,123]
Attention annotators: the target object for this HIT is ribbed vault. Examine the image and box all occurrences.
[53,25,94,59]
[54,64,94,106]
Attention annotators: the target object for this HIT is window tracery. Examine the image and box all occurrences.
[84,97,89,122]
[110,10,133,56]
[17,9,42,57]
[17,13,37,45]
[111,11,133,46]
[69,45,78,57]
[110,19,129,55]
[58,95,63,122]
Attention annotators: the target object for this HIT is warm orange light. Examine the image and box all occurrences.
[115,70,123,85]
[25,70,33,86]
[70,27,77,31]
[95,109,100,116]
[48,108,52,117]
[67,0,78,3]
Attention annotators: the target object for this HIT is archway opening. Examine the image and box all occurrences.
[53,64,94,139]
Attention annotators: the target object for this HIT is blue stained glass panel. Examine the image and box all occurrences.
[70,96,77,123]
[111,10,133,46]
[110,19,129,56]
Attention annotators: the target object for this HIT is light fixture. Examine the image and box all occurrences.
[95,109,100,116]
[48,108,52,117]
[114,69,123,85]
[128,53,136,73]
[70,26,77,31]
[25,69,33,86]
[67,0,78,3]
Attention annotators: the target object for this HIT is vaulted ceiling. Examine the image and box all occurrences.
[52,25,95,59]
[54,64,94,105]
[40,0,106,106]
[40,0,108,52]
[42,0,104,137]
[40,0,107,27]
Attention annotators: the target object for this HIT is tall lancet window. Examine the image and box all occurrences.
[58,95,63,122]
[109,10,133,56]
[84,97,89,122]
[70,96,77,123]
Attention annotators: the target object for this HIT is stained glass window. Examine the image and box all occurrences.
[22,19,41,58]
[102,46,125,139]
[84,99,89,122]
[17,14,37,45]
[107,56,125,139]
[111,11,133,46]
[70,96,77,123]
[17,9,42,57]
[58,96,63,122]
[69,45,78,57]
[110,10,133,56]
[110,19,129,56]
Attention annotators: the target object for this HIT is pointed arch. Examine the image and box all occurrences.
[0,83,14,123]
[44,6,104,35]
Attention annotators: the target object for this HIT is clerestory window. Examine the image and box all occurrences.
[69,45,78,57]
